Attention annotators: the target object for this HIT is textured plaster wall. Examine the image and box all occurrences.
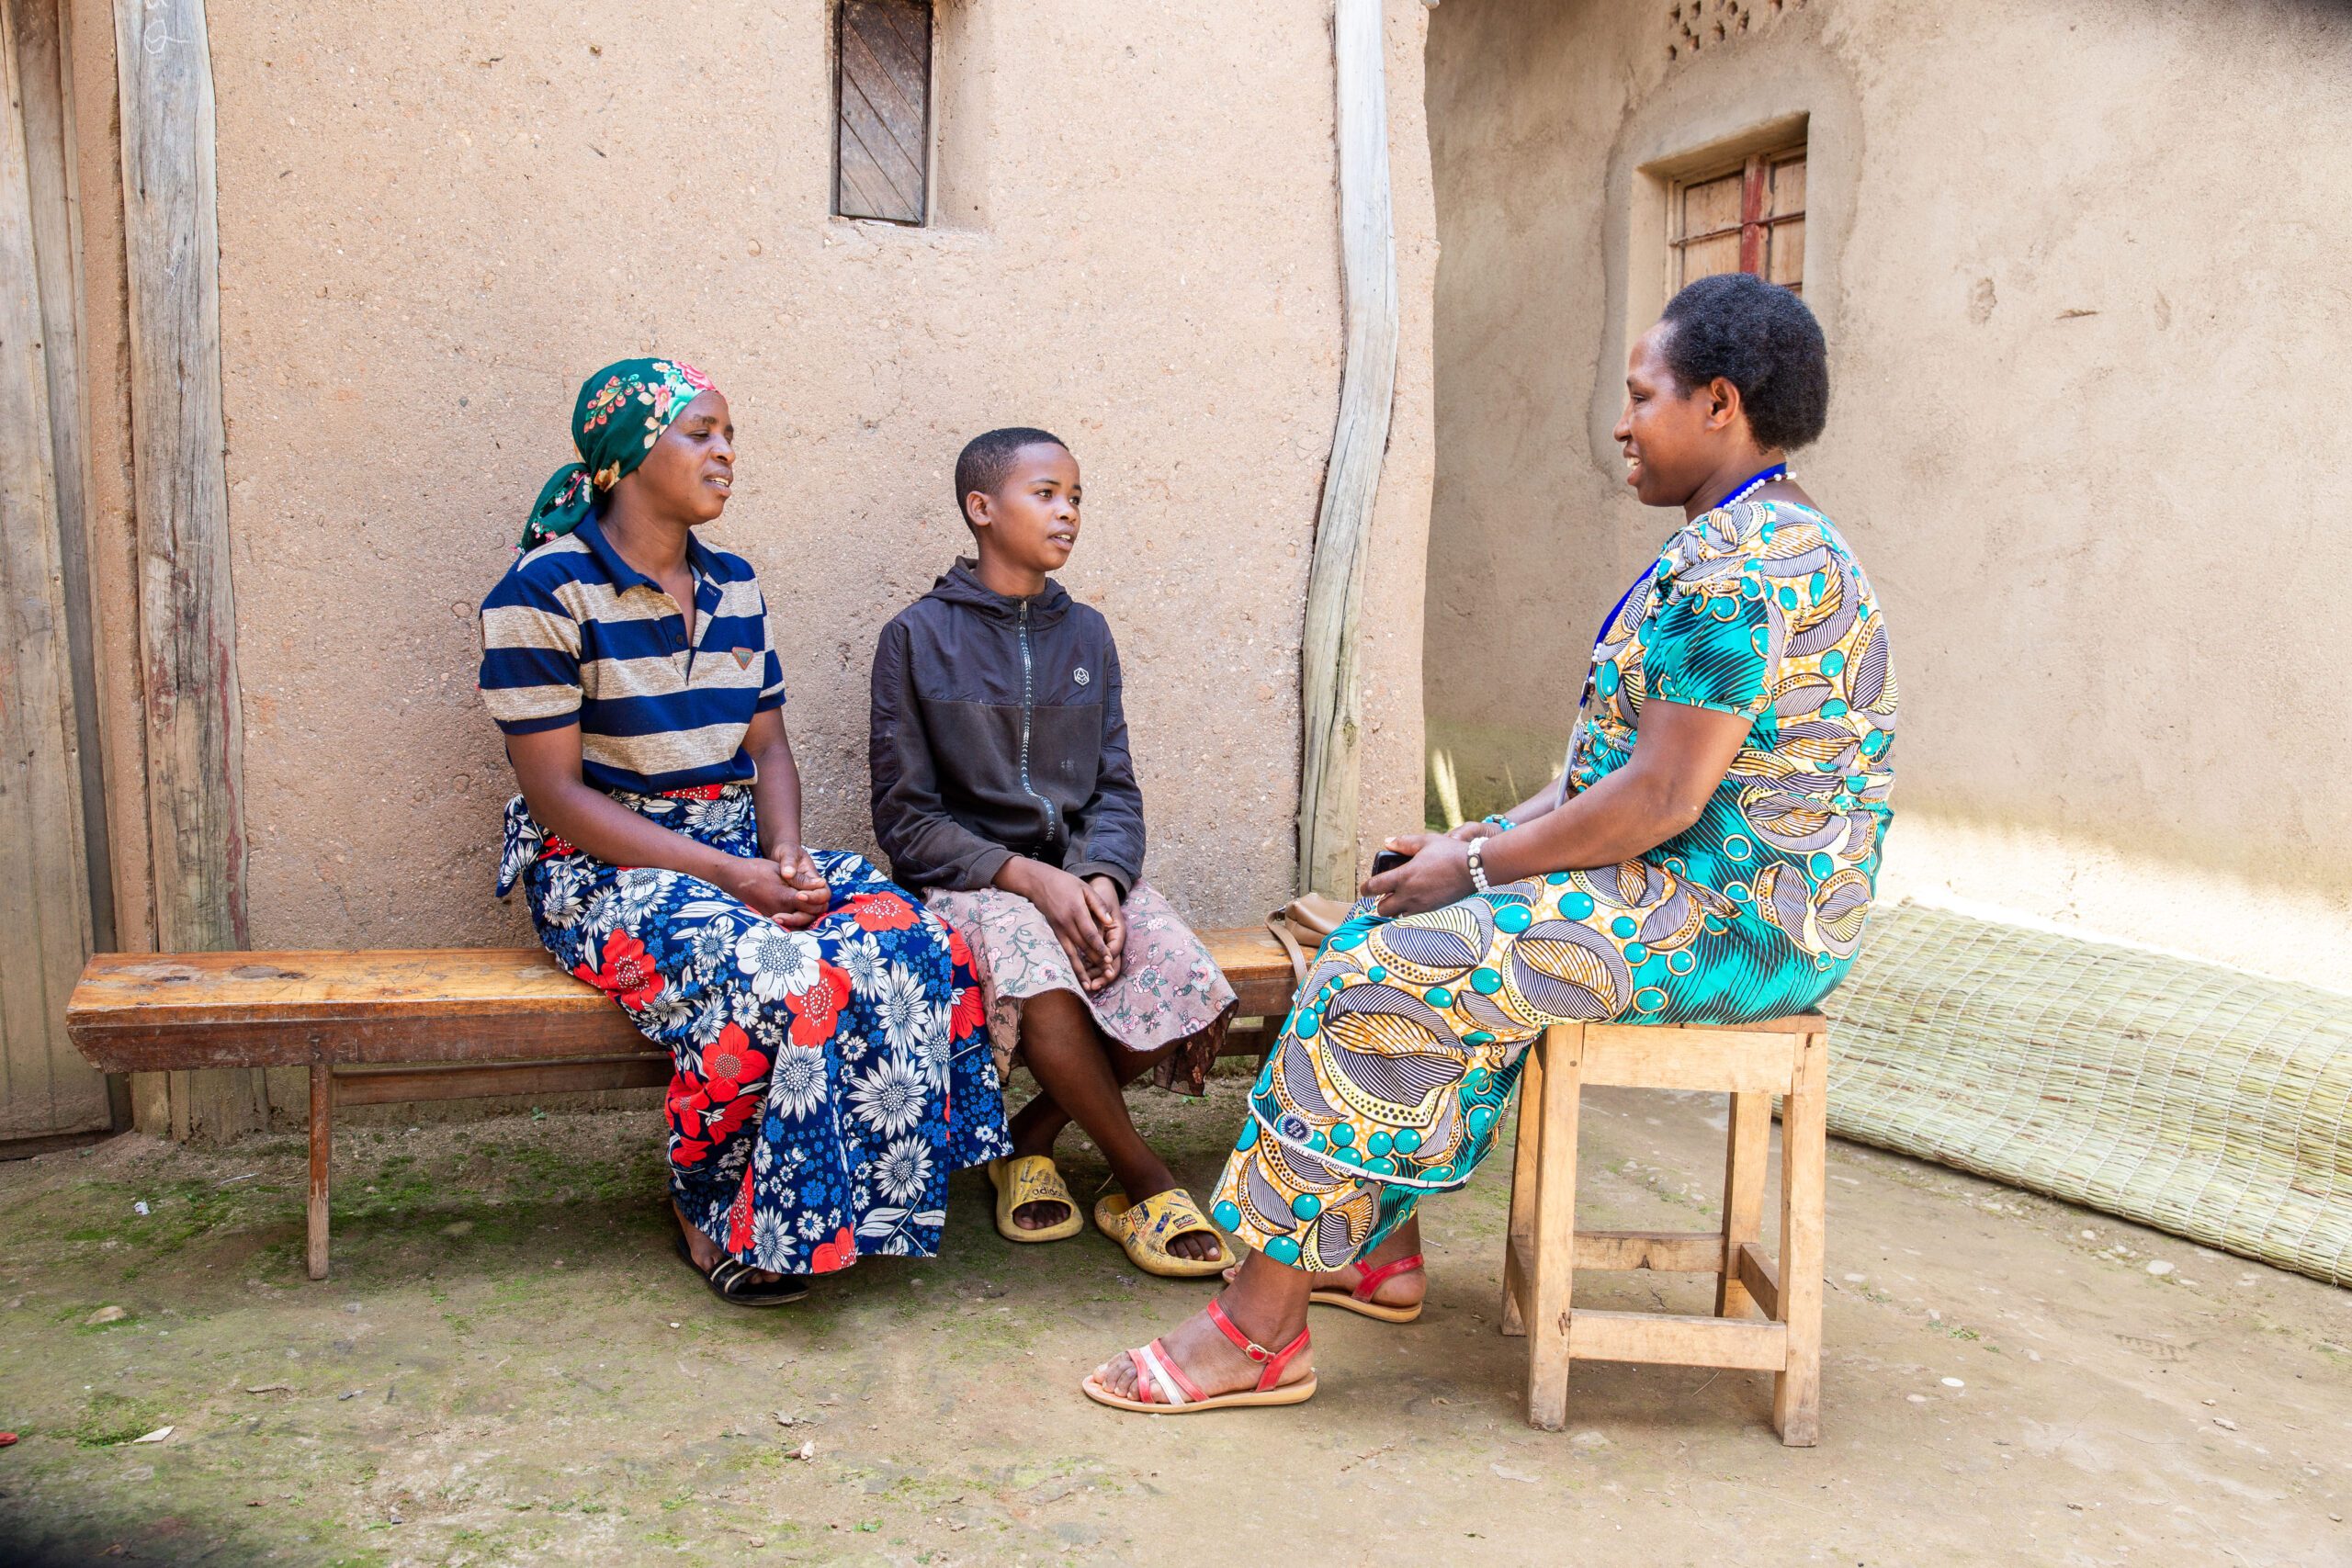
[194,0,1435,950]
[1423,0,2352,987]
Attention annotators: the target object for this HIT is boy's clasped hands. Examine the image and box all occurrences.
[995,858,1125,992]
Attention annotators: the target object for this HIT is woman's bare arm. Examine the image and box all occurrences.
[1365,700,1753,916]
[742,707,829,926]
[745,708,804,862]
[1451,769,1572,840]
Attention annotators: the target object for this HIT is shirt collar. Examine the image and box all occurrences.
[578,513,720,595]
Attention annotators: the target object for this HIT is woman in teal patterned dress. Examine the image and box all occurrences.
[1086,274,1897,1413]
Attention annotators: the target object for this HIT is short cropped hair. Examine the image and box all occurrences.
[954,426,1069,526]
[1657,274,1829,452]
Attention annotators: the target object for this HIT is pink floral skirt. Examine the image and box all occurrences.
[922,882,1236,1095]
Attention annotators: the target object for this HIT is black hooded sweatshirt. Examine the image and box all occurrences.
[869,559,1145,898]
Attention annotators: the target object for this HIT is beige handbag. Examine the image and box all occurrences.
[1265,892,1354,993]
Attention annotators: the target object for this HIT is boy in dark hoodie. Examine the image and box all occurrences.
[870,428,1238,1278]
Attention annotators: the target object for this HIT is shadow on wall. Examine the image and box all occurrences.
[1425,719,1566,829]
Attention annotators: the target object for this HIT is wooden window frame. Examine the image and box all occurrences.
[832,0,933,227]
[1669,143,1805,293]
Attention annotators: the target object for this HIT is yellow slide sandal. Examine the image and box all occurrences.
[1093,1187,1236,1279]
[987,1156,1083,1244]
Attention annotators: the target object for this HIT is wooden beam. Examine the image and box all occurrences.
[1580,1023,1804,1093]
[0,0,104,1141]
[1736,1239,1781,1321]
[306,1064,329,1280]
[1295,0,1400,897]
[1716,1088,1771,1315]
[333,1056,670,1107]
[69,939,1306,1073]
[1568,1309,1789,1371]
[1501,1228,1530,1338]
[1772,1030,1828,1446]
[0,1125,117,1161]
[1573,1228,1725,1273]
[1498,1037,1544,1337]
[1196,924,1299,1017]
[1525,1023,1582,1429]
[64,0,162,977]
[10,0,113,959]
[110,0,254,1138]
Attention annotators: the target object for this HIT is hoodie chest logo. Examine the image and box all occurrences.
[1072,667,1091,687]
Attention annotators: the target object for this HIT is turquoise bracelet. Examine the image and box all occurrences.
[1482,815,1516,832]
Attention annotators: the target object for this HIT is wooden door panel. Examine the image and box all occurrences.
[836,0,930,223]
[0,0,105,1140]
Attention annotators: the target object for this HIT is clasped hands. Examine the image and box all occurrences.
[1358,819,1505,918]
[718,845,831,929]
[997,859,1127,994]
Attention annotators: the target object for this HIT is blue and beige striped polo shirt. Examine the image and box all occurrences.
[478,515,785,795]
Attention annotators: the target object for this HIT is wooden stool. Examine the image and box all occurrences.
[1498,1013,1829,1445]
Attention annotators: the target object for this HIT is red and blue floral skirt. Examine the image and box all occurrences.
[497,783,1011,1276]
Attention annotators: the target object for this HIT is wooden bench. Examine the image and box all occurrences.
[66,933,1297,1280]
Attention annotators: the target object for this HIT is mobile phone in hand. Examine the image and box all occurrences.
[1370,849,1411,878]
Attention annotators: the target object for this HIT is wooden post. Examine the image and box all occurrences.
[1525,1023,1582,1431]
[1715,1088,1771,1316]
[306,1063,331,1280]
[112,0,255,1139]
[1771,1027,1828,1446]
[1295,0,1400,897]
[10,0,115,962]
[1498,1035,1544,1337]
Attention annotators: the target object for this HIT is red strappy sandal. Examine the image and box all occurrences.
[1311,1252,1425,1324]
[1082,1298,1317,1415]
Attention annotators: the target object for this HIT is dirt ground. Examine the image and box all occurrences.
[1,1078,2345,1567]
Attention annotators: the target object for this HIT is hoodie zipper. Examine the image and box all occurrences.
[1016,599,1059,849]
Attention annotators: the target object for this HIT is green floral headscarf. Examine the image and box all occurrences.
[520,356,718,553]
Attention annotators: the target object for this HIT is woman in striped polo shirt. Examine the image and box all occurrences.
[479,357,1012,1303]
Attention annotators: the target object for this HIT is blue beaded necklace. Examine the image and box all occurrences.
[1716,460,1789,509]
[1555,461,1795,807]
[1589,463,1789,651]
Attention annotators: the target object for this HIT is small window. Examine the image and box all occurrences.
[834,0,932,225]
[1669,143,1805,294]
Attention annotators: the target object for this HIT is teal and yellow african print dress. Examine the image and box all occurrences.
[1210,498,1897,1269]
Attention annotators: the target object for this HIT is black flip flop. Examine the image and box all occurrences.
[673,1231,810,1307]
